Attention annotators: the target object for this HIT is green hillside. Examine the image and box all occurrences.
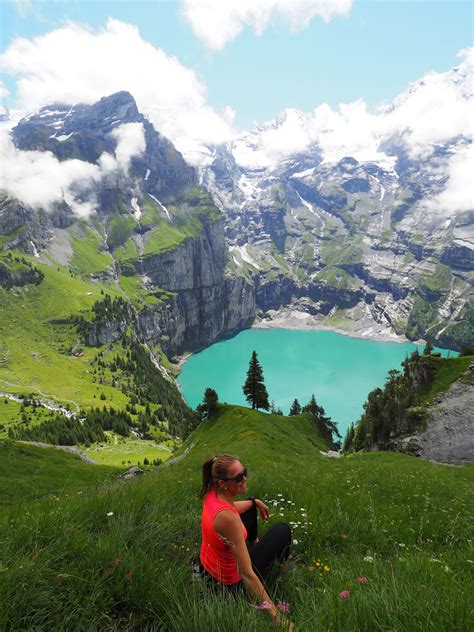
[0,247,194,463]
[0,440,118,507]
[0,406,472,631]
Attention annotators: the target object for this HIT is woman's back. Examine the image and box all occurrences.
[200,489,247,584]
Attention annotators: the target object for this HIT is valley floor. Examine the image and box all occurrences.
[254,306,420,345]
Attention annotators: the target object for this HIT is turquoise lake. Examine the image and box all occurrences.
[178,328,453,437]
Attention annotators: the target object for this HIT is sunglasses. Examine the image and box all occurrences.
[224,467,248,484]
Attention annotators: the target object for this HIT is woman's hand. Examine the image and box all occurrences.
[271,612,295,631]
[255,499,269,521]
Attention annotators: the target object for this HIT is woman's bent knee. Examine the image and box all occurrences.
[270,522,292,548]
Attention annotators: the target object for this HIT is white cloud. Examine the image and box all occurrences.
[232,101,394,169]
[110,122,146,172]
[0,19,234,162]
[383,72,474,159]
[0,131,101,216]
[425,144,474,214]
[0,18,471,178]
[0,122,147,217]
[181,0,353,50]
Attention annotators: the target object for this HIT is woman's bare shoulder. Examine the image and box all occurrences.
[213,507,240,530]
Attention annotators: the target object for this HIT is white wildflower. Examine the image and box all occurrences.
[107,512,114,517]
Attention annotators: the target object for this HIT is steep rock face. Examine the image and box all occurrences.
[0,259,43,289]
[136,275,254,357]
[397,366,474,464]
[3,93,256,359]
[135,221,226,290]
[85,318,130,348]
[202,136,473,350]
[198,60,474,350]
[131,220,255,355]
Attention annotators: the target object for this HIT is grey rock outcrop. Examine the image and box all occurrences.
[119,466,144,480]
[397,367,474,464]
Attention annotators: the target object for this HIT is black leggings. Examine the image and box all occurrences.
[200,503,292,593]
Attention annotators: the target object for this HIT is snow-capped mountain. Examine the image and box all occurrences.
[199,54,474,349]
[0,53,472,351]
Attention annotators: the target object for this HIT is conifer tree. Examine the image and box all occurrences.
[204,387,218,415]
[302,393,340,448]
[289,399,301,416]
[423,340,433,356]
[242,350,269,410]
[195,387,219,420]
[342,423,355,453]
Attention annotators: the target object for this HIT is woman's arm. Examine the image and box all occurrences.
[235,499,269,520]
[214,510,278,621]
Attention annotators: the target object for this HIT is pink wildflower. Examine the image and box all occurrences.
[114,555,122,565]
[126,570,132,581]
[277,601,290,613]
[357,576,368,584]
[253,601,272,610]
[339,590,350,599]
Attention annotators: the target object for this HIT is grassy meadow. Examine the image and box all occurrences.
[83,435,174,467]
[0,405,472,631]
[0,253,127,409]
[0,441,118,507]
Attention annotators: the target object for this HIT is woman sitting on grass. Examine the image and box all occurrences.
[199,454,293,628]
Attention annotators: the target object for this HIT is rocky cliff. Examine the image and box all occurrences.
[397,369,474,464]
[0,92,256,359]
[344,354,474,464]
[199,60,473,351]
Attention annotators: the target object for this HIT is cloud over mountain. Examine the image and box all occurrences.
[0,122,146,217]
[426,143,474,215]
[0,19,234,159]
[181,0,353,50]
[230,48,473,171]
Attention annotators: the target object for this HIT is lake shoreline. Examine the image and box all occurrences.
[175,311,425,371]
[252,309,421,345]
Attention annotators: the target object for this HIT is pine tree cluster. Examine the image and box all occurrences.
[343,349,437,453]
[10,406,133,446]
[75,295,134,341]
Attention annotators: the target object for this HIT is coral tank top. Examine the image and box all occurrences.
[200,489,248,584]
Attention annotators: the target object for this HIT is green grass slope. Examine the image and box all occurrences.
[0,405,472,631]
[0,440,118,507]
[0,254,125,409]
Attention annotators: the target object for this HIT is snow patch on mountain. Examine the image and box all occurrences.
[229,244,260,269]
[131,197,141,221]
[149,194,171,221]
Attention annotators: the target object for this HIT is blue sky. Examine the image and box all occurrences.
[1,0,472,129]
